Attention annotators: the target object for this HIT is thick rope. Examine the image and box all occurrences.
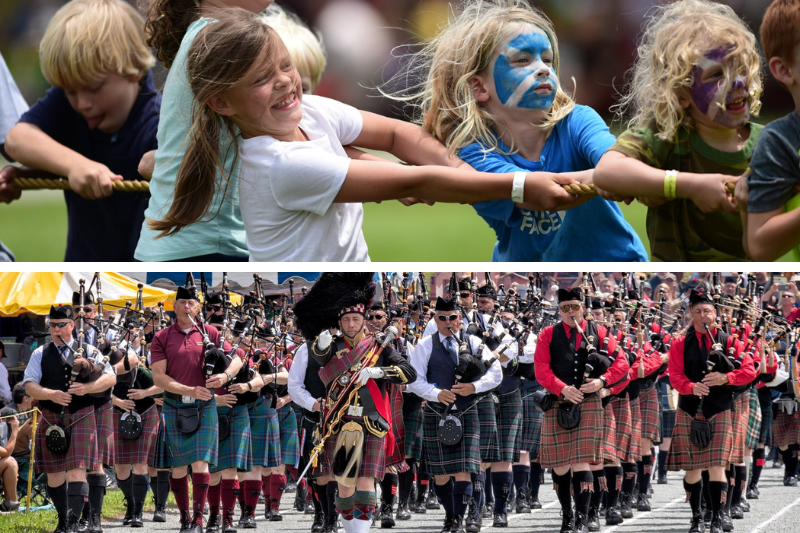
[12,176,150,192]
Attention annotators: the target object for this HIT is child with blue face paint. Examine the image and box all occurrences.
[593,0,763,262]
[388,0,647,262]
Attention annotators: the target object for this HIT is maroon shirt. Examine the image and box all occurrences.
[151,322,229,387]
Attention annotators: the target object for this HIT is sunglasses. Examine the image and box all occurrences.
[208,305,223,311]
[367,314,387,320]
[459,292,471,298]
[783,294,796,299]
[73,306,94,313]
[437,314,459,322]
[559,304,582,312]
[49,322,71,329]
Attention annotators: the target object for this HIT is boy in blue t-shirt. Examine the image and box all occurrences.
[2,0,160,261]
[740,0,800,261]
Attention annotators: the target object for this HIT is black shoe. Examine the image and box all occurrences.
[397,502,411,521]
[76,516,88,533]
[262,509,273,522]
[427,490,440,510]
[153,505,167,523]
[689,513,704,533]
[573,512,589,533]
[605,508,623,526]
[86,513,102,533]
[784,476,798,487]
[480,505,493,519]
[222,513,237,533]
[559,509,574,533]
[206,512,220,533]
[380,503,395,528]
[636,493,651,512]
[179,510,193,533]
[311,512,325,533]
[122,507,133,527]
[190,523,204,533]
[740,499,750,512]
[704,509,713,528]
[657,473,668,485]
[131,513,143,528]
[53,519,69,533]
[746,485,758,500]
[530,494,542,510]
[710,513,723,533]
[306,499,316,514]
[441,514,454,533]
[516,490,531,514]
[270,507,283,522]
[720,512,733,532]
[492,513,507,528]
[451,515,466,533]
[295,484,309,512]
[465,504,481,533]
[587,507,600,532]
[730,504,744,520]
[409,499,418,513]
[619,493,633,519]
[242,513,256,529]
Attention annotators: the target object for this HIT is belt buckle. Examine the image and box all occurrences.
[181,395,194,404]
[347,405,363,417]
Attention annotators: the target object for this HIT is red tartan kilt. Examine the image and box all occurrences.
[36,406,99,473]
[729,393,749,464]
[639,385,662,443]
[602,402,618,463]
[95,401,115,466]
[386,385,406,467]
[323,415,386,480]
[540,394,603,469]
[666,408,734,471]
[610,395,633,463]
[772,409,800,449]
[113,404,159,465]
[630,396,643,461]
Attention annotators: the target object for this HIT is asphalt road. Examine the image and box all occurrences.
[99,466,800,533]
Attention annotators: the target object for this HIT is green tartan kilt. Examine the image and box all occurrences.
[423,403,481,476]
[745,387,762,450]
[247,397,269,467]
[163,397,218,468]
[278,404,300,467]
[520,391,543,460]
[265,407,282,468]
[403,402,424,462]
[496,389,523,463]
[150,405,171,469]
[477,394,500,463]
[211,404,252,473]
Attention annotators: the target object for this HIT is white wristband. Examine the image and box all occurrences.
[511,171,526,203]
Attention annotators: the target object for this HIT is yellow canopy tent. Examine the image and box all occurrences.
[0,272,178,316]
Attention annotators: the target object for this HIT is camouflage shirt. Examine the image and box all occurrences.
[611,121,762,262]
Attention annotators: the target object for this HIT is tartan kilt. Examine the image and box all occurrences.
[666,408,734,471]
[660,409,676,443]
[772,408,800,449]
[757,388,773,447]
[477,395,501,463]
[610,395,633,463]
[150,405,171,469]
[629,396,643,461]
[520,392,543,460]
[496,390,523,463]
[265,407,282,468]
[113,404,159,466]
[323,415,386,479]
[278,404,300,467]
[423,404,481,476]
[95,401,115,466]
[163,397,219,468]
[639,385,662,443]
[602,402,618,464]
[402,403,424,462]
[540,394,604,469]
[729,393,749,464]
[386,385,406,467]
[247,397,269,467]
[36,405,98,474]
[745,388,762,450]
[211,405,252,473]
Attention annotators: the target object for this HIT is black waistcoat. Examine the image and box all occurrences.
[303,340,327,419]
[427,334,476,411]
[677,326,734,419]
[39,342,96,414]
[548,321,599,387]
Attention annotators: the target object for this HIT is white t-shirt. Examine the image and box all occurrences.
[238,95,369,262]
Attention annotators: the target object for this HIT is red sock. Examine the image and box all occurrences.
[169,475,190,513]
[191,472,211,525]
[207,482,221,515]
[271,474,287,510]
[221,479,238,513]
[244,480,262,515]
[262,475,272,503]
[286,465,299,480]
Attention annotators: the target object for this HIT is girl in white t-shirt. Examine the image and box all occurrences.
[152,8,585,261]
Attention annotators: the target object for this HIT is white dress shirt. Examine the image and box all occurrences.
[287,343,318,412]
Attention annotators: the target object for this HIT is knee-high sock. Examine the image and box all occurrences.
[684,479,702,517]
[132,474,150,511]
[572,471,594,518]
[169,474,190,513]
[512,464,530,497]
[794,444,800,477]
[621,462,637,496]
[48,481,69,524]
[191,472,211,524]
[117,474,133,512]
[353,490,377,521]
[207,482,221,516]
[638,455,653,496]
[701,470,711,510]
[416,469,429,502]
[453,480,473,518]
[491,471,512,514]
[732,465,747,508]
[326,481,339,525]
[551,471,572,514]
[530,462,543,499]
[784,445,800,479]
[87,473,106,517]
[261,474,271,509]
[243,479,260,515]
[709,481,727,517]
[750,448,765,487]
[335,493,356,521]
[657,449,669,480]
[398,460,415,505]
[156,471,171,508]
[67,481,89,521]
[484,470,494,505]
[270,474,287,510]
[380,473,398,507]
[725,466,735,513]
[433,479,454,518]
[590,469,606,512]
[471,470,485,510]
[220,479,237,514]
[309,480,324,516]
[604,466,623,510]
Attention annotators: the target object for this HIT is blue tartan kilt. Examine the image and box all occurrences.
[265,407,282,468]
[403,403,424,462]
[423,403,481,476]
[520,391,543,460]
[496,389,523,463]
[150,405,171,469]
[660,409,676,444]
[163,397,219,468]
[745,387,762,450]
[247,397,269,467]
[211,404,252,473]
[278,404,300,467]
[477,394,500,463]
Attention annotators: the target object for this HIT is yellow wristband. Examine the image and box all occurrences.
[664,170,678,198]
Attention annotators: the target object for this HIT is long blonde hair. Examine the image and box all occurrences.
[384,0,574,157]
[613,0,762,141]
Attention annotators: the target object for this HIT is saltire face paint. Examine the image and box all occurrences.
[689,47,750,129]
[492,26,559,110]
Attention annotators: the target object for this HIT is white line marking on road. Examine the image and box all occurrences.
[748,494,800,533]
[507,500,559,520]
[602,496,685,533]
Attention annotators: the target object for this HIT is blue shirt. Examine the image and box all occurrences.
[19,72,161,261]
[458,105,647,262]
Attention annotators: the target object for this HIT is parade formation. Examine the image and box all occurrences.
[19,271,800,533]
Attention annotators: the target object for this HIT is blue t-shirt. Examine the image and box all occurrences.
[459,105,647,262]
[19,72,160,261]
